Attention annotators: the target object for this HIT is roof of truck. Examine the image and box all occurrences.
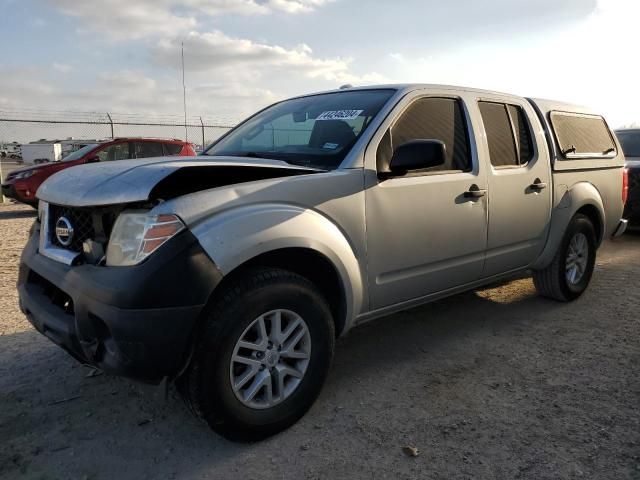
[312,84,597,115]
[326,83,521,96]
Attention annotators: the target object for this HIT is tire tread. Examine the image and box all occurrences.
[533,214,595,302]
[180,267,334,431]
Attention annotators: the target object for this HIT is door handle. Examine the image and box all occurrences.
[464,185,487,198]
[530,179,548,190]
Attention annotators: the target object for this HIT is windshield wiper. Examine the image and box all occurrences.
[240,152,263,158]
[223,151,283,160]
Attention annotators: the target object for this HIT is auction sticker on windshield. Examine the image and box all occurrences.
[316,110,363,121]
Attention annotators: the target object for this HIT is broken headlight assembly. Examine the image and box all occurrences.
[105,211,185,267]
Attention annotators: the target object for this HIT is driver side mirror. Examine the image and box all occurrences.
[388,139,446,175]
[86,156,100,163]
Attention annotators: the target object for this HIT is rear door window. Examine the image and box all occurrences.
[550,112,616,159]
[508,105,534,164]
[479,101,534,167]
[96,142,131,162]
[163,143,183,155]
[134,141,164,158]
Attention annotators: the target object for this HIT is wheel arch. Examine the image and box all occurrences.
[189,203,365,336]
[532,181,605,270]
[213,247,348,337]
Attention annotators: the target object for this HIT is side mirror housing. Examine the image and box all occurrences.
[86,156,100,163]
[388,139,446,175]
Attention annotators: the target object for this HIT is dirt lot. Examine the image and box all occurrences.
[1,202,639,480]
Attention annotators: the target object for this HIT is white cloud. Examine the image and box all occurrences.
[0,68,56,105]
[0,65,274,122]
[154,30,386,85]
[46,0,197,40]
[385,0,639,127]
[46,0,333,39]
[52,62,72,73]
[98,71,157,90]
[30,17,47,27]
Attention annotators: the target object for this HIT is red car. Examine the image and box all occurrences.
[2,138,195,206]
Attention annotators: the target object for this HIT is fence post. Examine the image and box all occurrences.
[200,117,205,150]
[106,113,114,139]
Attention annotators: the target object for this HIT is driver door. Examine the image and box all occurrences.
[364,94,489,309]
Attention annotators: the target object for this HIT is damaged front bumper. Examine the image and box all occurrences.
[18,225,222,383]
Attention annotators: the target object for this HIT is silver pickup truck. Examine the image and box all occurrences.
[19,84,628,440]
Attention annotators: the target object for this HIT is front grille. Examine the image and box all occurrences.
[49,204,95,252]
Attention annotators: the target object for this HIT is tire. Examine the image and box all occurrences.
[533,214,597,302]
[179,267,335,441]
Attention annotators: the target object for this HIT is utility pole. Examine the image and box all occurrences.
[182,41,188,142]
[0,162,4,204]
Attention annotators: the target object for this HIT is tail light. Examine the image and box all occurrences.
[623,168,629,205]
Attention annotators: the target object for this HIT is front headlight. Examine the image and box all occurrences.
[105,211,185,266]
[16,170,38,179]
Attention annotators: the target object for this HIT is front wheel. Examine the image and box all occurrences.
[179,268,335,441]
[533,214,597,301]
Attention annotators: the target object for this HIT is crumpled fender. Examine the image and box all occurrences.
[188,202,364,331]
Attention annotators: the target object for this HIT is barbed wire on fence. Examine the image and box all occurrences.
[0,109,237,148]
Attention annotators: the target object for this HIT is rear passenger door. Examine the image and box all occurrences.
[365,94,489,309]
[477,98,552,276]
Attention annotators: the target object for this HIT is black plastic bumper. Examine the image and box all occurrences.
[626,168,640,225]
[624,198,640,226]
[18,227,222,383]
[2,183,17,200]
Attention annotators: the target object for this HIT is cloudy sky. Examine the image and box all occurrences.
[0,0,638,127]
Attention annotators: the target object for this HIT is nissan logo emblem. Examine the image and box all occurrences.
[55,216,74,247]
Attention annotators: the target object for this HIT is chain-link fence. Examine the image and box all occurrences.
[0,109,235,150]
[0,109,236,201]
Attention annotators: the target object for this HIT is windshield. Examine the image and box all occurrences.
[204,89,396,169]
[62,143,99,161]
[616,131,640,158]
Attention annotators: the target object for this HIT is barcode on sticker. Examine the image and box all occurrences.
[316,110,363,121]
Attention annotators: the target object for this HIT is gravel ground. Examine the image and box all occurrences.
[1,202,639,480]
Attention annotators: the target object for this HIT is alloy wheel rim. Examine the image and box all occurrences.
[230,309,311,409]
[565,232,589,285]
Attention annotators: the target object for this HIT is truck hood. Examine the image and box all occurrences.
[37,156,324,207]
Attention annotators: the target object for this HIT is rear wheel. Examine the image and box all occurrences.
[533,214,597,301]
[179,268,335,441]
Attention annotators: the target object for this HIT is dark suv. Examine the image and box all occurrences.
[616,129,640,225]
[2,138,195,206]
